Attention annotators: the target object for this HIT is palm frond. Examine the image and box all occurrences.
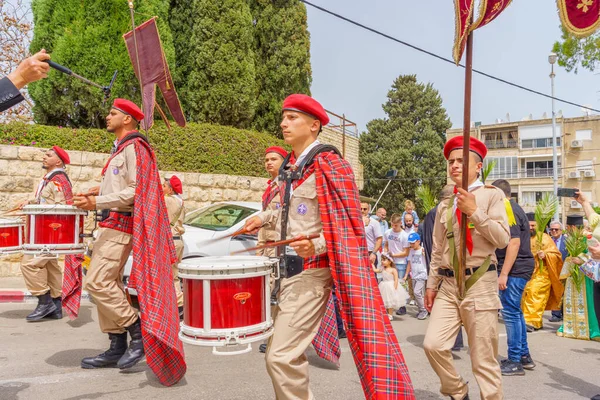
[565,227,588,292]
[481,160,497,183]
[416,185,437,214]
[534,193,559,271]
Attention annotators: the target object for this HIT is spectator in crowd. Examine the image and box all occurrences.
[384,214,410,315]
[492,179,536,376]
[401,200,420,228]
[362,202,382,273]
[372,207,389,233]
[378,253,408,321]
[549,221,568,322]
[406,233,428,320]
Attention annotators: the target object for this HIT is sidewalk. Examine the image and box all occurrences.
[0,276,90,302]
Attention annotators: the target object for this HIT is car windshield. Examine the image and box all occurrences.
[184,204,257,231]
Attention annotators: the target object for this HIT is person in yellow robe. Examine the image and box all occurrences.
[522,212,564,331]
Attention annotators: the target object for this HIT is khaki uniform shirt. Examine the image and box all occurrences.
[30,171,69,205]
[95,144,136,212]
[165,195,186,236]
[257,181,281,257]
[258,173,327,256]
[427,185,510,291]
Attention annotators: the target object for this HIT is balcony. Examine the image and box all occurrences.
[485,168,561,181]
[484,140,518,149]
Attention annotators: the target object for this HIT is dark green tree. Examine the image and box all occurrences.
[359,75,451,216]
[29,0,175,127]
[248,0,312,135]
[169,0,256,128]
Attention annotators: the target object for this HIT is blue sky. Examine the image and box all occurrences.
[306,1,598,132]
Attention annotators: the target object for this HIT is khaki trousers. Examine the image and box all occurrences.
[423,271,503,400]
[20,255,63,297]
[85,228,137,334]
[172,239,184,307]
[266,268,333,400]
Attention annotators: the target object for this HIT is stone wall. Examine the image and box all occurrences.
[0,135,363,277]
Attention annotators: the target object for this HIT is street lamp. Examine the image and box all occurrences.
[549,52,559,221]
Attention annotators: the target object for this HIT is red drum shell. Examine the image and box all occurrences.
[0,219,24,252]
[183,275,265,330]
[22,205,87,254]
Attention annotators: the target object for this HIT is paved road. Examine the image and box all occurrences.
[1,300,599,400]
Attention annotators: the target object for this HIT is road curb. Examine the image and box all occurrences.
[0,290,92,302]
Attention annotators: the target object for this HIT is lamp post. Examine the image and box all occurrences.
[549,52,559,221]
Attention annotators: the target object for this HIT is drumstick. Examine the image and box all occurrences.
[0,206,23,215]
[204,227,250,243]
[231,233,320,255]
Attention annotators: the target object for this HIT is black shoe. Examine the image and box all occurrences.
[591,394,600,400]
[520,354,536,370]
[395,307,407,316]
[117,318,145,369]
[81,333,128,369]
[338,330,347,339]
[178,306,184,321]
[549,316,563,322]
[44,297,63,319]
[500,359,525,376]
[259,344,267,353]
[449,394,469,400]
[26,292,57,322]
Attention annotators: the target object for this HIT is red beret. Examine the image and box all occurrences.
[112,98,144,122]
[282,94,329,126]
[168,175,183,195]
[52,146,70,165]
[265,146,288,159]
[443,136,487,160]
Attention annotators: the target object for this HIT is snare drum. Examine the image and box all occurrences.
[0,218,24,255]
[179,256,277,355]
[22,205,88,255]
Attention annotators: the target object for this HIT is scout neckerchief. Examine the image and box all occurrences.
[261,179,280,211]
[452,179,484,255]
[35,168,71,203]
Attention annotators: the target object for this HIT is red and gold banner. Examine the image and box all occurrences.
[453,0,512,64]
[453,0,475,64]
[471,0,513,31]
[558,0,600,38]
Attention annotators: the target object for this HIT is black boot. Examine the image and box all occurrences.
[26,292,57,322]
[117,318,145,369]
[44,297,63,319]
[81,333,127,369]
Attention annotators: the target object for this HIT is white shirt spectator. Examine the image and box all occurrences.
[408,248,428,281]
[365,220,382,252]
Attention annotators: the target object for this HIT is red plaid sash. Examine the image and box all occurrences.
[99,212,134,235]
[46,173,83,320]
[108,135,186,386]
[314,152,415,399]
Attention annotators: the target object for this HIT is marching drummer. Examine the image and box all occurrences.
[257,145,287,354]
[73,99,185,386]
[19,146,73,322]
[163,174,185,319]
[244,94,414,399]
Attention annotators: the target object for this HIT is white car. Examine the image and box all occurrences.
[123,201,262,295]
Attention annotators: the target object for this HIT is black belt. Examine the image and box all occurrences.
[438,264,497,277]
[173,236,182,240]
[114,211,132,216]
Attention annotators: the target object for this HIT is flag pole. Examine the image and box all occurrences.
[458,28,474,300]
[128,0,147,135]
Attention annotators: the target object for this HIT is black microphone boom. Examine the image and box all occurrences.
[44,60,118,100]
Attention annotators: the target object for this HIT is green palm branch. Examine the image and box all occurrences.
[416,185,437,214]
[534,192,559,272]
[565,227,587,292]
[481,160,497,183]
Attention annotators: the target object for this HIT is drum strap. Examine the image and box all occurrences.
[36,170,72,202]
[271,144,341,300]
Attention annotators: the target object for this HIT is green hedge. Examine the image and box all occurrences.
[0,122,288,177]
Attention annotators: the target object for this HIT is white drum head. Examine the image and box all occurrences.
[23,204,88,216]
[0,218,24,227]
[178,255,277,279]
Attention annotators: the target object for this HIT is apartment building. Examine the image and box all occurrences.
[446,115,600,222]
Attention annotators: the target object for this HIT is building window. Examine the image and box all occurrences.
[576,129,592,141]
[484,156,518,179]
[483,131,518,149]
[521,191,553,207]
[521,137,561,149]
[524,160,556,178]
